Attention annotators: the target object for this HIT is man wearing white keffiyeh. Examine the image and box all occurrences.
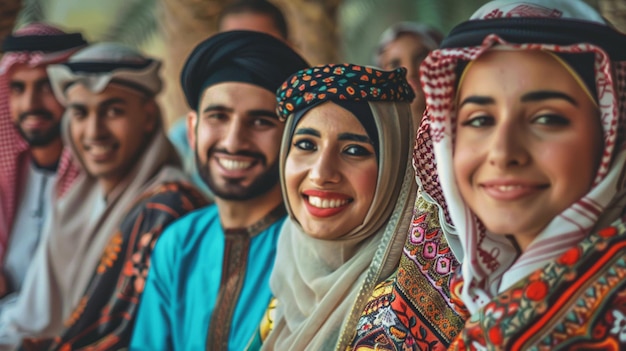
[412,0,626,349]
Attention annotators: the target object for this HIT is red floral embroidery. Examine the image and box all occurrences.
[558,247,581,266]
[488,326,503,344]
[525,280,549,301]
[599,226,618,238]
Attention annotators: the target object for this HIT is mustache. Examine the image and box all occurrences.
[208,147,267,165]
[18,110,54,122]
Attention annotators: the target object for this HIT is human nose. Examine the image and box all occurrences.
[221,118,249,153]
[84,112,104,139]
[308,147,341,185]
[21,87,42,111]
[487,119,530,169]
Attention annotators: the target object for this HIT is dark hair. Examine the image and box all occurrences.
[218,0,288,40]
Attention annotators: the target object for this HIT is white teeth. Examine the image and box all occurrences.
[219,159,252,170]
[308,196,348,208]
[496,185,522,192]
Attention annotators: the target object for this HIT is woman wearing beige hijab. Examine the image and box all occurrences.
[250,63,417,351]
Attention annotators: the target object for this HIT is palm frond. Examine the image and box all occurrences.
[16,0,45,28]
[100,0,157,47]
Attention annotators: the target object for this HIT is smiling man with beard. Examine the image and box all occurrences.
[0,42,207,350]
[0,23,86,304]
[131,31,309,351]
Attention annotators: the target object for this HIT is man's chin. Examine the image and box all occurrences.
[199,160,280,201]
[209,181,253,200]
[206,178,277,201]
[212,189,255,201]
[25,137,61,147]
[16,128,61,147]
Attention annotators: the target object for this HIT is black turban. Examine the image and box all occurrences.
[2,32,87,53]
[181,30,309,110]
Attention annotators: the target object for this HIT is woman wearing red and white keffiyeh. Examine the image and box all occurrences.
[412,0,626,349]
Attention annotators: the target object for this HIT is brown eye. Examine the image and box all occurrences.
[252,118,275,128]
[294,139,316,151]
[40,82,53,94]
[9,83,24,95]
[106,107,125,117]
[69,108,87,120]
[205,113,227,122]
[461,115,494,128]
[344,145,372,156]
[533,114,570,126]
[461,115,495,128]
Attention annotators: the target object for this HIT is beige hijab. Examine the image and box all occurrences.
[0,91,186,340]
[263,101,417,351]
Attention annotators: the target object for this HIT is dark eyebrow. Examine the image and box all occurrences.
[67,102,86,111]
[521,90,578,106]
[248,109,279,120]
[338,132,371,144]
[459,96,495,108]
[202,104,233,114]
[294,127,320,137]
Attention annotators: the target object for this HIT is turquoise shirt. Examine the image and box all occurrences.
[130,204,285,351]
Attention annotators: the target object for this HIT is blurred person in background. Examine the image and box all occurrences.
[0,42,207,350]
[0,23,85,307]
[375,21,442,125]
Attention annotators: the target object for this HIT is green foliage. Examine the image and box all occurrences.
[100,0,157,46]
[16,0,45,28]
[340,0,601,65]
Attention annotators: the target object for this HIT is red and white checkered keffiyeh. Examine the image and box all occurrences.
[0,23,81,263]
[414,0,626,314]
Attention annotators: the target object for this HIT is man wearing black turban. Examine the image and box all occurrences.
[131,30,309,351]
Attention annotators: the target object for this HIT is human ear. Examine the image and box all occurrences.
[143,99,159,134]
[187,110,198,152]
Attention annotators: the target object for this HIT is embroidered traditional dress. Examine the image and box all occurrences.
[449,215,626,350]
[0,43,204,350]
[413,0,626,349]
[130,204,286,351]
[131,30,309,351]
[348,195,463,351]
[23,183,207,351]
[256,64,417,351]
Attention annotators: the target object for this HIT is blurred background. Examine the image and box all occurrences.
[0,0,622,128]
